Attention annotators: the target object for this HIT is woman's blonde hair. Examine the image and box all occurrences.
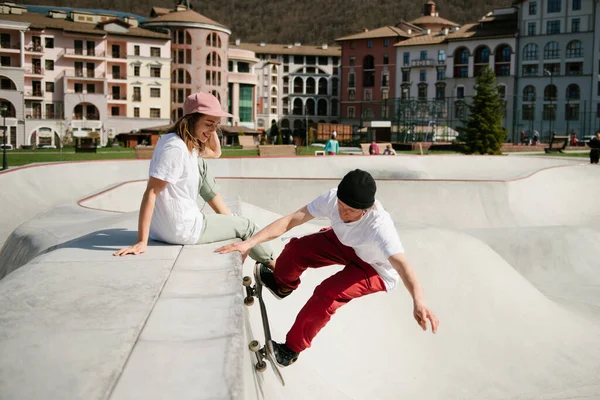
[173,113,204,153]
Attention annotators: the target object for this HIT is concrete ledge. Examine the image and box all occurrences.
[258,145,296,157]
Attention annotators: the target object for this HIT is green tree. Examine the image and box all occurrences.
[461,67,507,155]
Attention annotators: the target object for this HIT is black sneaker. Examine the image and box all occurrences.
[254,262,293,300]
[270,341,299,367]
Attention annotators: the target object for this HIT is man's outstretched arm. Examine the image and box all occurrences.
[389,253,439,334]
[216,206,315,257]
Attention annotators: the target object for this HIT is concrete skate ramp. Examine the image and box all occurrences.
[1,156,600,399]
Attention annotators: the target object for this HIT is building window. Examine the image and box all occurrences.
[547,0,561,13]
[544,42,560,59]
[150,108,161,118]
[239,84,253,123]
[571,18,580,33]
[420,70,427,82]
[45,60,54,71]
[349,56,355,66]
[150,47,160,57]
[523,43,539,60]
[133,87,141,101]
[87,83,95,93]
[383,54,388,65]
[45,37,54,48]
[529,1,537,14]
[438,50,446,62]
[402,70,410,82]
[347,106,355,118]
[381,72,389,87]
[522,64,539,76]
[111,106,119,116]
[45,82,54,93]
[0,56,10,67]
[437,68,445,81]
[522,104,535,120]
[547,20,560,34]
[566,40,582,58]
[150,88,161,97]
[420,50,428,61]
[134,45,140,56]
[134,65,140,76]
[74,83,83,93]
[523,85,536,101]
[318,56,328,65]
[566,104,579,120]
[572,0,581,10]
[150,66,161,78]
[498,85,506,99]
[435,83,446,99]
[367,40,372,48]
[294,55,303,64]
[348,89,355,101]
[528,22,536,35]
[403,52,409,65]
[566,62,583,75]
[418,83,427,99]
[133,107,139,118]
[457,87,465,98]
[348,73,355,88]
[383,39,389,47]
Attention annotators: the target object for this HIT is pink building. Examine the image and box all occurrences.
[143,4,231,122]
[0,4,171,148]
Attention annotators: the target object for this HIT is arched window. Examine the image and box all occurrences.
[206,32,221,47]
[318,78,328,95]
[544,85,557,101]
[566,84,580,100]
[293,98,303,115]
[523,43,538,60]
[317,99,328,116]
[523,85,536,101]
[566,40,582,58]
[474,46,490,64]
[0,76,17,91]
[331,77,339,95]
[206,52,221,67]
[305,99,315,115]
[544,42,560,59]
[306,77,316,94]
[185,32,192,44]
[0,100,16,117]
[293,77,303,94]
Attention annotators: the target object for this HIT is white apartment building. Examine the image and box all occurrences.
[514,0,595,139]
[233,41,341,134]
[0,4,170,148]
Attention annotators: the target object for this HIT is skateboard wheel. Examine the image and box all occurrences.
[255,361,267,372]
[244,297,254,306]
[242,276,252,286]
[249,340,260,352]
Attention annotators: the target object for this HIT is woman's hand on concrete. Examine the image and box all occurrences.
[113,242,147,256]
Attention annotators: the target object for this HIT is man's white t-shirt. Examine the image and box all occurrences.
[148,133,202,245]
[306,189,404,291]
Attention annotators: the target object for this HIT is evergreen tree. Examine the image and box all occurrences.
[462,67,507,155]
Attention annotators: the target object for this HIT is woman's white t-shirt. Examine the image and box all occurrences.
[148,133,202,245]
[306,189,404,291]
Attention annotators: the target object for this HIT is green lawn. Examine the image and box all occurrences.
[532,151,589,158]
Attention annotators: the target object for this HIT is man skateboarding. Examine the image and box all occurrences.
[217,169,439,367]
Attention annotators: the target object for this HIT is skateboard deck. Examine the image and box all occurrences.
[242,263,285,386]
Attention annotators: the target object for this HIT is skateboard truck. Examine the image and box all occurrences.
[243,266,285,386]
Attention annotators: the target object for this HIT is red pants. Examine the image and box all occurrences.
[274,228,386,353]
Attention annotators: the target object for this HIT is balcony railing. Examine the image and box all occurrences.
[110,53,126,59]
[24,90,44,97]
[132,95,141,101]
[68,71,106,79]
[24,45,43,53]
[64,49,106,57]
[25,67,44,75]
[109,73,126,80]
[411,59,435,68]
[108,94,126,100]
[72,114,100,121]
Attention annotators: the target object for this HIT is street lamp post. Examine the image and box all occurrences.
[304,103,309,147]
[1,105,7,170]
[545,69,554,140]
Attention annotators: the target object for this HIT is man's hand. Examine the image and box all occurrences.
[413,300,439,333]
[216,241,252,261]
[113,242,147,256]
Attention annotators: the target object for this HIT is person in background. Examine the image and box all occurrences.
[324,132,339,155]
[587,131,600,164]
[383,144,396,156]
[369,141,380,155]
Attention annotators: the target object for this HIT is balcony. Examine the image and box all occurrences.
[108,73,127,81]
[108,94,127,102]
[25,67,44,77]
[66,71,106,80]
[62,49,106,59]
[411,59,435,68]
[24,45,44,53]
[108,53,127,61]
[24,90,44,99]
[71,119,103,130]
[0,42,20,53]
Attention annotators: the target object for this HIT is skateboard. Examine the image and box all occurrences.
[243,263,285,386]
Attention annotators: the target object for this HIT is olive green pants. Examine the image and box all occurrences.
[196,159,273,264]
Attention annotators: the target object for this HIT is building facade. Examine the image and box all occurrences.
[233,41,341,136]
[142,4,231,123]
[513,0,596,140]
[226,43,259,129]
[0,4,171,148]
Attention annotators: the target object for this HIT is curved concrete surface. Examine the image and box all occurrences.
[0,156,599,399]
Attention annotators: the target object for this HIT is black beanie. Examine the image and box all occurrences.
[337,169,376,209]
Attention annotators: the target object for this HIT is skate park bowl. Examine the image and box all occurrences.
[0,155,599,400]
